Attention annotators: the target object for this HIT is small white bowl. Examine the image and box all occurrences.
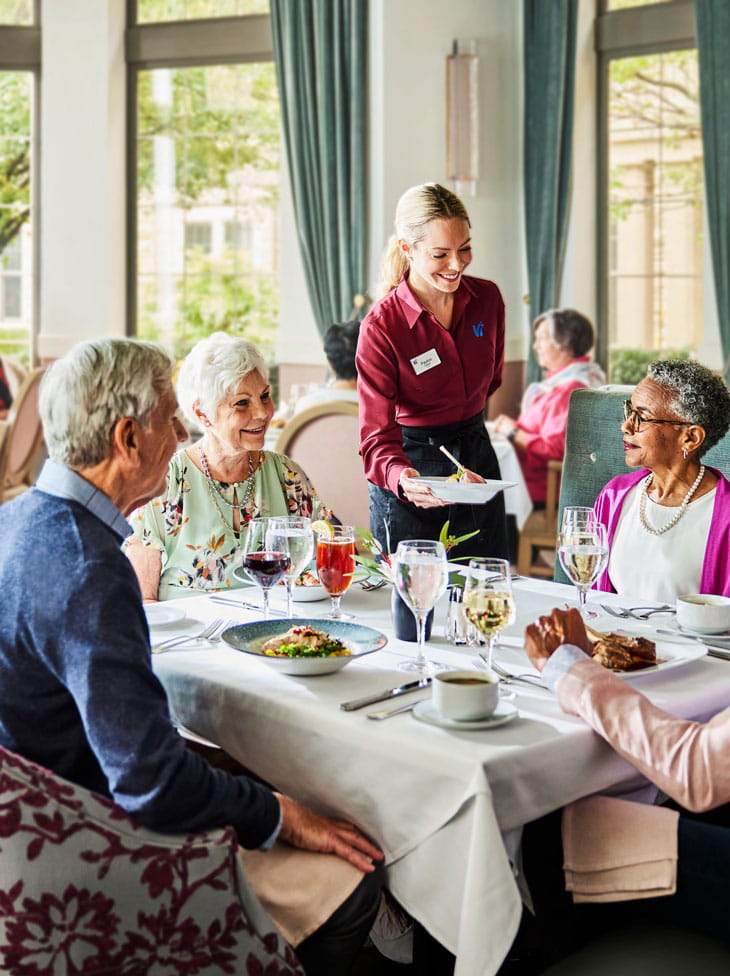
[676,594,730,635]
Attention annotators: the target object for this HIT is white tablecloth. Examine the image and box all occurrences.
[151,581,730,976]
[491,436,533,529]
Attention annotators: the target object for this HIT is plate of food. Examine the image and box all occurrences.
[221,618,388,675]
[406,477,515,505]
[583,626,706,678]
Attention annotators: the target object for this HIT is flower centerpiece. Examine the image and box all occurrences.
[355,521,479,583]
[356,521,479,641]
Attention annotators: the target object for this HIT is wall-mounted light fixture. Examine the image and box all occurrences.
[446,39,479,196]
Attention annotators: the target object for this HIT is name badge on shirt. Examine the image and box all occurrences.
[410,348,442,376]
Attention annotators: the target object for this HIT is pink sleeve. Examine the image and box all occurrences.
[557,657,730,812]
[520,381,583,463]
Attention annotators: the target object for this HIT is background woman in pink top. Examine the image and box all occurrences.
[493,308,605,505]
[356,183,508,558]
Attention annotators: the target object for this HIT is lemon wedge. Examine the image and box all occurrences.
[311,519,334,538]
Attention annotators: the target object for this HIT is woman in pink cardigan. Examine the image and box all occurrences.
[521,607,730,967]
[592,359,730,600]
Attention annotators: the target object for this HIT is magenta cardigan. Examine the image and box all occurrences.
[593,467,730,596]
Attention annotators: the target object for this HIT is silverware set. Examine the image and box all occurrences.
[154,617,227,651]
[482,656,547,690]
[600,603,674,620]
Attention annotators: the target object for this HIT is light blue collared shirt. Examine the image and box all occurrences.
[36,459,132,540]
[541,644,590,691]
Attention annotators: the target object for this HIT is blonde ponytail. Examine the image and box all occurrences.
[376,183,470,299]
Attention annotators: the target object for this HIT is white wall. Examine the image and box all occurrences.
[39,0,127,359]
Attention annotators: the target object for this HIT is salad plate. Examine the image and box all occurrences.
[221,618,387,675]
[407,477,515,505]
[144,604,186,628]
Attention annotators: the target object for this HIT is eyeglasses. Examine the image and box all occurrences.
[622,400,692,430]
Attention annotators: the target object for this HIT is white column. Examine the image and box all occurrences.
[39,0,126,358]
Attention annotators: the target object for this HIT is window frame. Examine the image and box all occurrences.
[125,2,274,338]
[595,0,697,369]
[0,1,39,364]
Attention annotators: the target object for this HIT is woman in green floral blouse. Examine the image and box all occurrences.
[126,332,328,601]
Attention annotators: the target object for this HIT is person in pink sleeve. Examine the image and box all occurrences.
[492,308,605,505]
[518,607,730,968]
[356,182,508,558]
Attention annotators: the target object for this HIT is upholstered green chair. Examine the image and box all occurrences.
[553,385,730,583]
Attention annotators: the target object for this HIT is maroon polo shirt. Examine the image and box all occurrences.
[356,274,505,494]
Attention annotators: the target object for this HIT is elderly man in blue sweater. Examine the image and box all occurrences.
[0,338,382,975]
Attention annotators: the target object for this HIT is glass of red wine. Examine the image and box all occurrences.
[241,518,291,619]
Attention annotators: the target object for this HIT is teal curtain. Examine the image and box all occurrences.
[271,0,367,338]
[523,0,578,383]
[695,0,730,375]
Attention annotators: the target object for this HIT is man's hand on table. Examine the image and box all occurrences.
[275,793,384,873]
[525,607,591,672]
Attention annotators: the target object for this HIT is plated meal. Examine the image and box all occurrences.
[222,618,387,675]
[406,477,515,505]
[586,626,656,672]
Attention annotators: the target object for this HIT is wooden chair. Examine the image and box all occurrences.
[0,366,45,504]
[516,459,563,578]
[274,400,369,529]
[0,743,304,975]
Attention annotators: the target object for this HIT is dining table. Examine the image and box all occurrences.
[150,577,730,976]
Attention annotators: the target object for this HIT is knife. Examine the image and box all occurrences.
[340,677,432,711]
[654,628,730,649]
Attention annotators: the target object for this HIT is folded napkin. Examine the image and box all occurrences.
[562,794,678,903]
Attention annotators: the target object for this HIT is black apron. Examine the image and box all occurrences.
[367,412,509,560]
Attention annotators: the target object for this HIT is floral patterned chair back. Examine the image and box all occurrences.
[0,744,304,975]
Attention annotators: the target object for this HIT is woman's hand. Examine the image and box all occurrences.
[493,414,517,438]
[399,467,448,508]
[524,607,591,671]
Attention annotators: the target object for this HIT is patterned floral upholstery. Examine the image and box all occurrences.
[0,744,304,975]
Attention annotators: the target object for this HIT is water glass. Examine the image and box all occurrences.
[393,539,448,673]
[267,516,313,617]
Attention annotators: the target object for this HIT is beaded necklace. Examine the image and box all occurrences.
[199,448,256,536]
[638,465,705,536]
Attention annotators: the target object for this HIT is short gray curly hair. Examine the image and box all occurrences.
[176,332,269,427]
[648,359,730,455]
[39,338,174,468]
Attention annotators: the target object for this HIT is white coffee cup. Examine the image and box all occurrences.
[432,669,499,721]
[676,594,730,634]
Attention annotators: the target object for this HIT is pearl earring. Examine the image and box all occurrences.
[682,449,688,460]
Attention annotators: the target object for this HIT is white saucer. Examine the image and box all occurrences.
[412,699,518,731]
[145,604,186,628]
[665,618,730,640]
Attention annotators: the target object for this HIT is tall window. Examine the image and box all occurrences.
[0,1,37,364]
[598,1,708,380]
[129,4,280,360]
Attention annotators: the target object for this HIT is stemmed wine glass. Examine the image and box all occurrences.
[241,518,291,620]
[393,539,448,673]
[462,558,516,671]
[557,509,608,617]
[267,516,313,618]
[315,524,356,619]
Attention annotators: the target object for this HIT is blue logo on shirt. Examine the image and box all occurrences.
[472,322,485,337]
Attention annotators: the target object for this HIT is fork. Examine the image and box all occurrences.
[155,617,225,650]
[600,604,630,618]
[483,657,547,690]
[360,577,386,591]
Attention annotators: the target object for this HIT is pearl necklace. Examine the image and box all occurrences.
[639,465,705,536]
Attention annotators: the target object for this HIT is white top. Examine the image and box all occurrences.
[608,480,715,601]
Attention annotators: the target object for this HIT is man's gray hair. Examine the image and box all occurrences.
[39,338,174,467]
[648,359,730,455]
[176,331,269,426]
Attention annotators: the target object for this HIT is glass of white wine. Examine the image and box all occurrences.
[557,511,608,617]
[393,539,449,673]
[266,516,313,618]
[462,558,516,671]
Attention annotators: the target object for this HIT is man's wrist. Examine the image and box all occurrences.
[507,426,519,443]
